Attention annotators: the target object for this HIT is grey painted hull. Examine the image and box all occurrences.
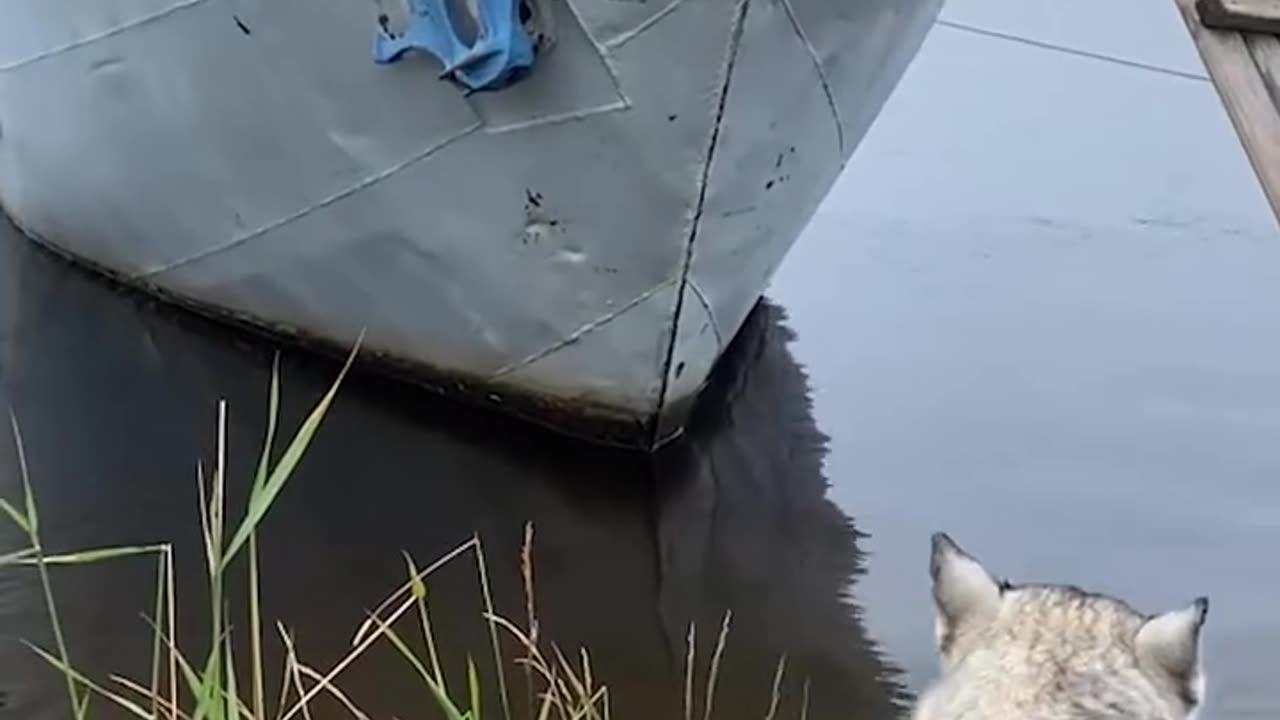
[0,0,940,448]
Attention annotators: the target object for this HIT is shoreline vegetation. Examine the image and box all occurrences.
[1,339,801,720]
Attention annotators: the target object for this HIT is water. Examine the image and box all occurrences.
[3,4,1280,719]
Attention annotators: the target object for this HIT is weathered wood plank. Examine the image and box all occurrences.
[1176,0,1280,226]
[1197,0,1280,34]
[1246,32,1280,107]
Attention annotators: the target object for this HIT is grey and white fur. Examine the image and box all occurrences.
[911,532,1209,720]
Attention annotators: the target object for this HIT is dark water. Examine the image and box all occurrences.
[4,11,1280,720]
[0,215,904,720]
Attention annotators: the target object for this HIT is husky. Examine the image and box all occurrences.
[911,532,1209,720]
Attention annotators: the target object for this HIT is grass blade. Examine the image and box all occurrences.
[481,613,564,695]
[166,546,179,720]
[277,623,315,720]
[0,547,35,565]
[370,613,435,691]
[141,612,253,720]
[245,355,282,720]
[141,594,205,713]
[193,634,229,720]
[550,644,589,706]
[226,618,241,718]
[362,611,467,720]
[24,640,152,719]
[280,593,415,720]
[222,335,362,571]
[404,552,447,696]
[10,409,85,719]
[292,664,373,720]
[248,534,265,720]
[193,400,230,720]
[534,684,557,720]
[467,654,481,720]
[272,623,295,720]
[247,355,280,720]
[763,654,786,720]
[520,523,538,719]
[0,497,30,534]
[11,412,40,537]
[17,544,167,565]
[473,534,511,720]
[683,623,695,720]
[149,555,167,720]
[254,354,282,493]
[702,610,732,720]
[110,674,194,720]
[352,538,476,647]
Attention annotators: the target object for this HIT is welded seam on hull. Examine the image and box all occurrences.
[650,0,751,447]
[487,276,678,378]
[686,278,724,351]
[0,0,213,72]
[603,0,689,50]
[561,0,634,108]
[778,0,845,154]
[141,122,484,279]
[482,99,630,134]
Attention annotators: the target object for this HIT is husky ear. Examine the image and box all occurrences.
[1136,597,1209,707]
[929,532,1000,652]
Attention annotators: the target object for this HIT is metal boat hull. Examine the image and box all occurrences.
[0,0,940,448]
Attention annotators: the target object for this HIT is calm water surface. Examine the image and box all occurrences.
[3,8,1280,720]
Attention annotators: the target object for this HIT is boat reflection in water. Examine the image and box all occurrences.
[0,219,907,720]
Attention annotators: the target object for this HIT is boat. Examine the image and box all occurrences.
[0,0,941,449]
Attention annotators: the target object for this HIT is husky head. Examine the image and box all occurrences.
[924,532,1209,720]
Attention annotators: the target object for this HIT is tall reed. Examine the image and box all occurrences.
[1,339,796,720]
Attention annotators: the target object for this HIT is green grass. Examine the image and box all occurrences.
[0,337,797,720]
